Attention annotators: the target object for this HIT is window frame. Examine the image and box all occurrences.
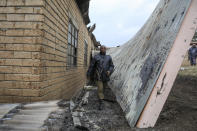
[67,20,78,68]
[84,40,88,67]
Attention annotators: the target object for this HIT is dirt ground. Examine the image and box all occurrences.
[155,66,197,130]
[47,65,197,131]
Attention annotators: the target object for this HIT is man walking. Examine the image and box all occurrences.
[188,44,197,66]
[87,45,114,110]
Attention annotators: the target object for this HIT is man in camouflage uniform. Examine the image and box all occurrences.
[87,45,114,110]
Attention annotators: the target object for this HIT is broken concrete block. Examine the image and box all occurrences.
[70,100,76,112]
[0,104,20,119]
[84,86,97,90]
[80,91,90,106]
[72,112,82,127]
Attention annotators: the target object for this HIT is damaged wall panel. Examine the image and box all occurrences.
[108,0,196,127]
[137,0,197,128]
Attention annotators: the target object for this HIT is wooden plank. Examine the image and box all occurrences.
[108,0,194,127]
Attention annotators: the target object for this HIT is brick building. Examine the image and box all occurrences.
[0,0,98,103]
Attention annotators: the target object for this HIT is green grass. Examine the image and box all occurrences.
[178,66,197,77]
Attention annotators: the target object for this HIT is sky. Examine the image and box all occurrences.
[89,0,160,47]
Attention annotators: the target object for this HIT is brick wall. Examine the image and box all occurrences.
[0,0,92,103]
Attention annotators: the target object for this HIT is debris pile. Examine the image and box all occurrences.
[62,86,130,131]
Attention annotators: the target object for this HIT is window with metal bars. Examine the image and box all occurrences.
[67,21,78,67]
[84,40,88,66]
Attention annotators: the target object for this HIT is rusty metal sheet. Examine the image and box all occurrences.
[108,0,193,127]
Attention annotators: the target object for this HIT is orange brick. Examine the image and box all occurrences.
[0,22,14,29]
[14,7,34,14]
[14,51,32,59]
[32,67,42,75]
[0,66,12,73]
[33,7,43,14]
[0,81,12,88]
[14,22,43,29]
[0,88,4,95]
[0,96,13,103]
[25,0,44,6]
[22,89,40,97]
[0,51,14,58]
[6,30,24,36]
[25,14,44,21]
[0,44,6,50]
[0,37,33,44]
[0,7,13,13]
[13,96,31,103]
[23,74,40,82]
[37,81,48,88]
[28,82,42,89]
[0,0,6,6]
[6,44,24,51]
[23,44,42,51]
[33,37,43,43]
[30,96,44,102]
[5,59,23,66]
[0,14,6,21]
[32,52,41,59]
[12,81,32,89]
[7,0,25,6]
[22,59,41,66]
[12,66,32,74]
[0,30,6,35]
[0,74,5,80]
[5,74,23,81]
[24,29,43,36]
[7,14,25,21]
[4,89,23,96]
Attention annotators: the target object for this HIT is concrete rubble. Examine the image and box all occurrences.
[65,86,130,131]
[0,104,20,120]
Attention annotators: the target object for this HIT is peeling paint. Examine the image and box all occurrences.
[108,0,192,127]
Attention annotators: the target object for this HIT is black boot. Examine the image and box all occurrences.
[98,99,104,110]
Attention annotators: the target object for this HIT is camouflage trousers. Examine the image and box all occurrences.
[96,81,109,100]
